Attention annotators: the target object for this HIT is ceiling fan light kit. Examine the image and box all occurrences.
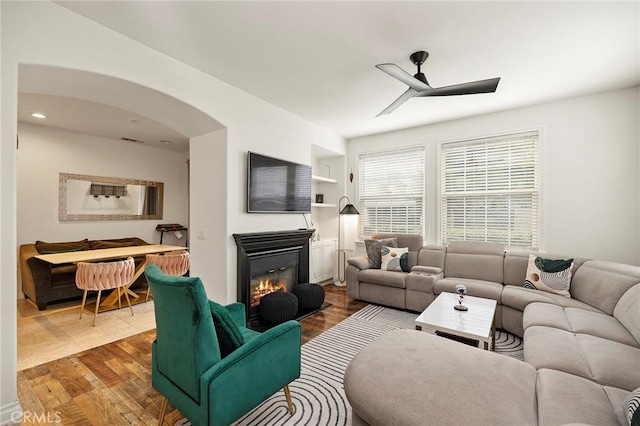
[376,51,501,116]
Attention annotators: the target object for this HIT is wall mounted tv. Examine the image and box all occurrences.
[247,152,312,213]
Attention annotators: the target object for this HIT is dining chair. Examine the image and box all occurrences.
[75,256,135,326]
[144,264,301,425]
[145,251,190,302]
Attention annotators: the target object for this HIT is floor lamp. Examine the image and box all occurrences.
[336,196,360,286]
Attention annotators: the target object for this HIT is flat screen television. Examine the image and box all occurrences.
[247,152,312,213]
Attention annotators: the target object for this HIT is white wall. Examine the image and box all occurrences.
[1,2,345,419]
[16,123,188,246]
[348,87,640,266]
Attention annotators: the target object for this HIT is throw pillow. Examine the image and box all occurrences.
[364,238,398,269]
[381,247,409,272]
[209,301,245,358]
[35,239,90,254]
[625,387,640,426]
[523,255,574,297]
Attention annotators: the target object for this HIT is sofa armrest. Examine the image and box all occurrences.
[411,265,443,275]
[347,256,370,270]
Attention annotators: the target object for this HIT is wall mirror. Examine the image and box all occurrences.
[59,172,164,221]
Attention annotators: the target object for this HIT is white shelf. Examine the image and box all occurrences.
[312,175,338,184]
[311,203,337,208]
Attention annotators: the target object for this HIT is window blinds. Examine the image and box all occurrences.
[441,131,539,249]
[358,146,425,238]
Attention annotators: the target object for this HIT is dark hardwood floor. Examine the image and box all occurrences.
[16,284,367,425]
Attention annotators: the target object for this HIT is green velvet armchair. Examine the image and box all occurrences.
[144,265,301,425]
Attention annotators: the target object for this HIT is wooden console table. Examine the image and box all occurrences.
[35,244,186,310]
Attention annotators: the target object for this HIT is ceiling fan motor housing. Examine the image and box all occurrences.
[410,51,430,85]
[410,51,429,66]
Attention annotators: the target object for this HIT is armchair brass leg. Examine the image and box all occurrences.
[158,396,168,425]
[283,386,295,415]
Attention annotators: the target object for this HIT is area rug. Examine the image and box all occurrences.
[177,304,523,426]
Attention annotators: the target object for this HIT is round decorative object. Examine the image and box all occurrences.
[292,283,325,310]
[259,291,298,324]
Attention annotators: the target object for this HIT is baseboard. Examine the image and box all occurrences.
[0,400,22,426]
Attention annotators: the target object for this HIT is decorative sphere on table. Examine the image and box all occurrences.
[454,284,468,311]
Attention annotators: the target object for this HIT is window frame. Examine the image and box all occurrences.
[437,129,541,250]
[356,145,426,240]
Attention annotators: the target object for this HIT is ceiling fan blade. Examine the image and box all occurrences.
[376,88,418,117]
[416,77,501,97]
[376,63,431,92]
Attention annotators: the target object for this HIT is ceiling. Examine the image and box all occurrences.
[22,1,640,147]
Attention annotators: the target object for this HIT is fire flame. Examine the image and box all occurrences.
[251,279,287,307]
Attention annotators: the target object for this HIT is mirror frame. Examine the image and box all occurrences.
[59,172,164,221]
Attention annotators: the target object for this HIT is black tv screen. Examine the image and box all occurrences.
[247,152,312,213]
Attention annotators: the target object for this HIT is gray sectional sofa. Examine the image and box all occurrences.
[344,234,640,425]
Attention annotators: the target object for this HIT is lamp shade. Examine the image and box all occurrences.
[339,204,360,215]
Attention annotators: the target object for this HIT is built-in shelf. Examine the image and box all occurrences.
[312,175,338,184]
[311,203,337,208]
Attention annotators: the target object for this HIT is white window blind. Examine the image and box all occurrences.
[358,146,425,238]
[440,131,539,249]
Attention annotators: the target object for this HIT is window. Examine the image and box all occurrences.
[440,131,539,249]
[358,146,425,238]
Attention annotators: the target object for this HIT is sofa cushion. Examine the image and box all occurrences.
[381,246,409,272]
[571,260,640,315]
[523,303,638,347]
[364,238,397,269]
[35,239,90,254]
[357,269,407,288]
[614,284,640,345]
[524,326,640,391]
[524,255,573,297]
[536,368,630,426]
[444,241,504,283]
[417,244,446,270]
[433,277,503,302]
[502,285,602,313]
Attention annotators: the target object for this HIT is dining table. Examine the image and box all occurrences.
[34,244,187,310]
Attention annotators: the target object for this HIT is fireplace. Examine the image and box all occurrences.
[233,229,315,326]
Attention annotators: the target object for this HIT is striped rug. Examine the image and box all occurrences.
[177,304,523,426]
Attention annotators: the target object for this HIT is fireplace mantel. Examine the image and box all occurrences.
[233,229,315,254]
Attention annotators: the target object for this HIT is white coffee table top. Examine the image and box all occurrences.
[415,292,497,344]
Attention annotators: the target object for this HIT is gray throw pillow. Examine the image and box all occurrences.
[365,238,398,269]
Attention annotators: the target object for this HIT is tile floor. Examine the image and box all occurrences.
[17,295,157,371]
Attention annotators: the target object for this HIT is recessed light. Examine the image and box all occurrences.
[160,140,172,145]
[31,112,47,119]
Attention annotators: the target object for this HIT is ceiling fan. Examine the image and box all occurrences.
[375,51,501,116]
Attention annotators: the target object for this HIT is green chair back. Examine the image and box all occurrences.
[145,264,220,402]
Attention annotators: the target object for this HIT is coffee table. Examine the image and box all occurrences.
[415,292,497,350]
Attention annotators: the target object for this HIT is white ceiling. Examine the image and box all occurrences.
[25,1,640,145]
[18,65,223,152]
